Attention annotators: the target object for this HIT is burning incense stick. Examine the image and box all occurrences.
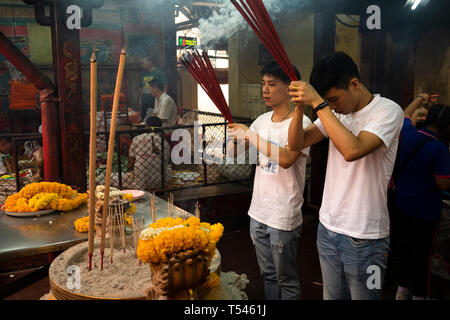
[100,48,127,271]
[231,0,298,81]
[88,47,99,272]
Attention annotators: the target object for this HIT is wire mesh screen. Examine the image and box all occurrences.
[87,111,254,192]
[87,130,170,191]
[203,123,253,185]
[0,134,43,203]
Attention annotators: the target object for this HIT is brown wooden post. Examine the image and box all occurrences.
[24,0,104,190]
[49,1,86,190]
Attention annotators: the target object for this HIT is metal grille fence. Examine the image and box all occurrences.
[0,133,43,203]
[0,112,312,206]
[87,110,255,192]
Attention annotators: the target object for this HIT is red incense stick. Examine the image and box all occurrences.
[181,50,233,123]
[231,0,298,81]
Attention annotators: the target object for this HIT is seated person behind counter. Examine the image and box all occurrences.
[0,136,42,177]
[128,116,172,190]
[143,79,178,127]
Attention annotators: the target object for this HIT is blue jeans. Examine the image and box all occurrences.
[249,218,302,300]
[316,222,390,300]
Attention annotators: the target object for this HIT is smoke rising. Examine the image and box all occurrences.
[198,0,301,48]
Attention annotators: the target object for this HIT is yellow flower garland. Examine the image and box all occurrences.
[4,182,88,212]
[122,193,134,202]
[74,216,90,233]
[136,216,224,265]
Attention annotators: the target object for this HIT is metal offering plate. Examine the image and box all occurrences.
[1,207,56,218]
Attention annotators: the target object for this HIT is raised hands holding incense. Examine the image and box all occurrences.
[227,123,250,144]
[289,81,325,110]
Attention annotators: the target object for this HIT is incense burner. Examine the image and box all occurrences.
[146,249,209,300]
[47,239,221,300]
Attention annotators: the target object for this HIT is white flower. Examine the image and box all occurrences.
[140,225,185,241]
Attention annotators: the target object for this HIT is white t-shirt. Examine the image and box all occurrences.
[247,111,312,231]
[314,94,404,239]
[153,92,178,127]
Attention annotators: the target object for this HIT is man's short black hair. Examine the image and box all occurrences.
[260,61,301,84]
[146,116,162,127]
[310,51,360,97]
[148,79,164,91]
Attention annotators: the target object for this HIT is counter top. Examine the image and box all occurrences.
[0,193,192,262]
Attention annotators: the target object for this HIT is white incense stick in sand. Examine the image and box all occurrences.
[109,205,115,264]
[120,202,126,253]
[115,203,125,253]
[167,192,173,218]
[195,201,200,219]
[150,193,156,223]
[132,216,138,250]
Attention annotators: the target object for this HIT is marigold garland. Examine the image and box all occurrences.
[74,216,90,233]
[136,216,224,265]
[4,182,88,212]
[122,193,134,202]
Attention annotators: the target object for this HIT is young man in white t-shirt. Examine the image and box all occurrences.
[227,62,311,300]
[288,52,404,300]
[144,79,178,127]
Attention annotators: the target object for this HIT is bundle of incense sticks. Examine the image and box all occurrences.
[132,215,145,250]
[181,50,233,123]
[109,202,126,264]
[132,215,145,266]
[109,205,115,264]
[116,202,126,253]
[231,0,298,81]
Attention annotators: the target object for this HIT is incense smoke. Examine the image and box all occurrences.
[198,0,302,48]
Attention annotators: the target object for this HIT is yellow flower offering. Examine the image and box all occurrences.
[74,216,89,233]
[122,193,134,202]
[4,182,88,213]
[136,216,224,265]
